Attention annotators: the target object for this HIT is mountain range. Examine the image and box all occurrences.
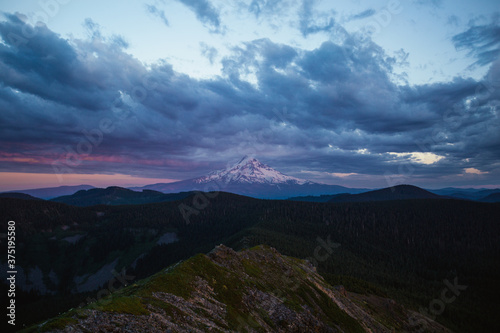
[428,187,500,201]
[2,157,499,202]
[2,184,95,199]
[480,192,500,203]
[51,184,448,207]
[1,158,499,332]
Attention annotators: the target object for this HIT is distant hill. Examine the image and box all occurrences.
[1,184,95,199]
[51,186,193,206]
[0,192,42,201]
[480,192,500,203]
[328,184,443,203]
[428,187,500,201]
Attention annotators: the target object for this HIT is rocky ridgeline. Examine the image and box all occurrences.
[28,245,451,332]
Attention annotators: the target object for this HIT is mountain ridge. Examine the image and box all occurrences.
[50,186,193,206]
[0,192,42,201]
[1,184,95,199]
[479,192,500,203]
[327,184,444,203]
[29,245,450,333]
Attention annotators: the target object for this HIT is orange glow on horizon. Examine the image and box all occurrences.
[0,172,178,191]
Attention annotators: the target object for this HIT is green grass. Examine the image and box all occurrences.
[241,258,264,277]
[40,317,78,332]
[93,296,149,315]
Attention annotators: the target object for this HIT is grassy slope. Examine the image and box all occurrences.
[23,246,366,332]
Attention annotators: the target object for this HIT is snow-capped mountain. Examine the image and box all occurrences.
[133,157,365,199]
[194,156,313,186]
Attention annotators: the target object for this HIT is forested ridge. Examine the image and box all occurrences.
[1,193,499,332]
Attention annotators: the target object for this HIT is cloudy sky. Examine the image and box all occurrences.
[0,0,499,191]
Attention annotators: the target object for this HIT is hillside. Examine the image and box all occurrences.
[0,192,42,201]
[0,197,99,235]
[429,188,500,201]
[50,186,193,206]
[479,192,500,203]
[327,185,443,203]
[25,245,449,333]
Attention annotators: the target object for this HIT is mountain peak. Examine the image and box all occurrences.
[136,158,359,199]
[196,157,312,186]
[235,155,257,165]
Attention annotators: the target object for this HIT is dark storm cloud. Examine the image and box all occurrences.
[298,0,335,37]
[175,0,222,33]
[203,35,498,184]
[0,14,124,110]
[452,22,500,66]
[0,13,499,186]
[145,4,170,27]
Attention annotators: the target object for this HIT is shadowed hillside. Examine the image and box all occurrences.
[327,185,443,203]
[51,186,193,206]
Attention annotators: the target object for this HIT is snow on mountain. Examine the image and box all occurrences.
[131,157,364,199]
[194,156,313,186]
